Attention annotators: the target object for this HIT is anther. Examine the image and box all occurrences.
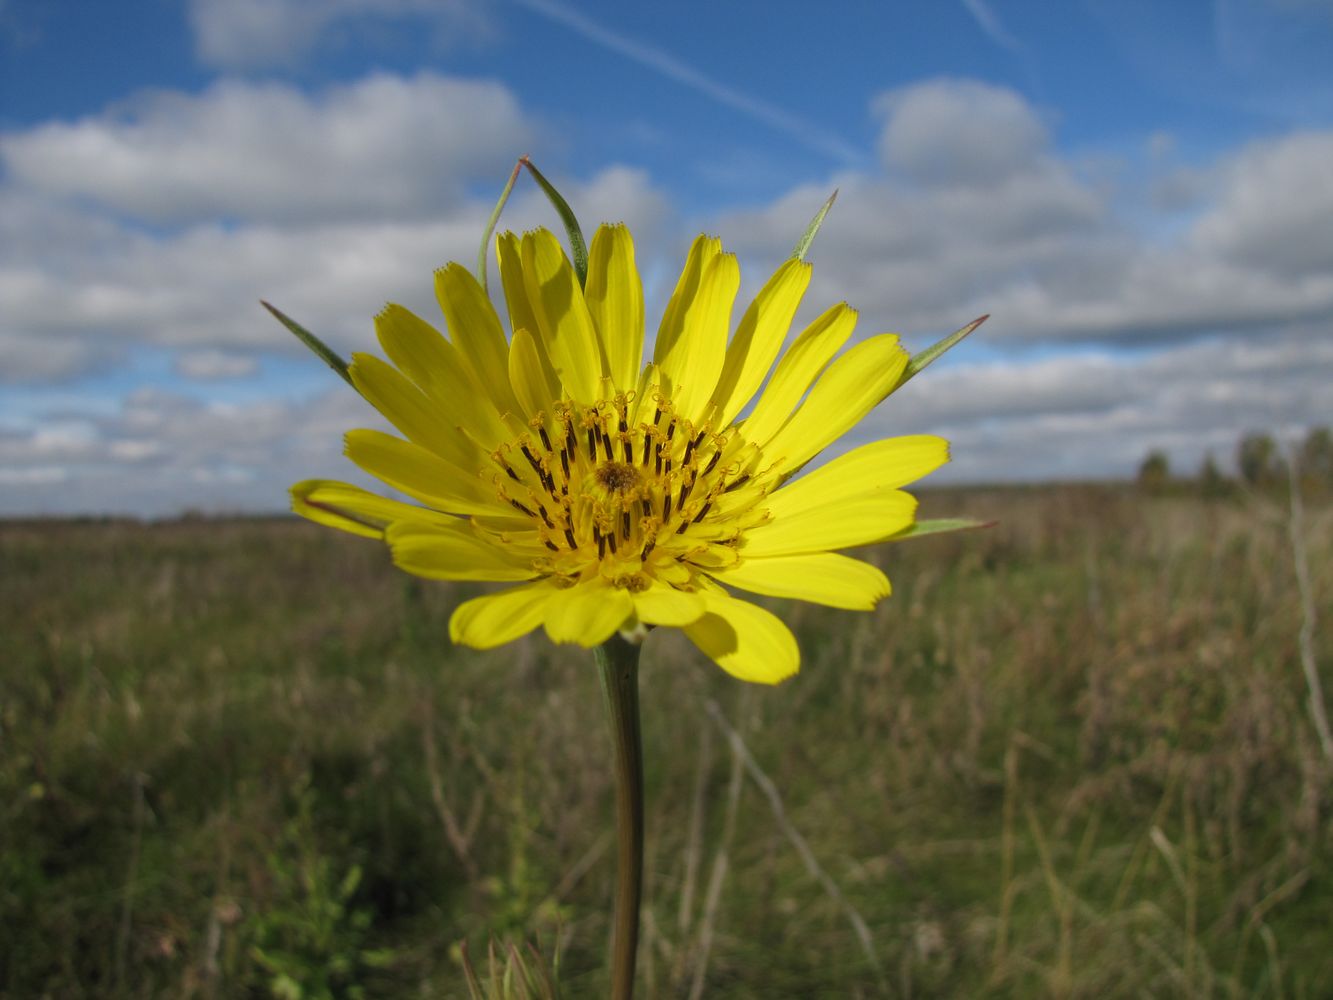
[538,426,553,452]
[520,445,544,477]
[692,500,712,522]
[510,498,536,517]
[564,527,578,549]
[703,451,723,477]
[725,473,751,492]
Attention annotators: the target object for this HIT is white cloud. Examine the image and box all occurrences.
[874,78,1050,187]
[0,73,533,224]
[2,70,1330,509]
[187,0,492,69]
[175,350,260,380]
[720,80,1333,348]
[1189,131,1333,277]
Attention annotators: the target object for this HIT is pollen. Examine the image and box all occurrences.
[597,462,641,495]
[485,390,769,584]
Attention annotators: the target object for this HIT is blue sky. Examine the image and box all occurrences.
[2,0,1331,514]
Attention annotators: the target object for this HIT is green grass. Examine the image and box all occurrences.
[2,485,1330,998]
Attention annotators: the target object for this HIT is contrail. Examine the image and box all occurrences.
[514,0,864,165]
[961,0,1026,56]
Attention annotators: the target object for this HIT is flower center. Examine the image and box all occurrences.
[596,461,642,495]
[484,390,768,584]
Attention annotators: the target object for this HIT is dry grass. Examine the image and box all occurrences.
[1,484,1329,997]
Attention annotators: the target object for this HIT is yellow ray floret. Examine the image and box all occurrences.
[292,224,950,683]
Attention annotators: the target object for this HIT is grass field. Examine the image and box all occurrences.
[3,485,1330,998]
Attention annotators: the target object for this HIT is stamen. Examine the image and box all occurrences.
[510,498,536,517]
[703,451,723,477]
[520,445,544,477]
[725,473,751,492]
[564,527,578,549]
[693,500,712,522]
[538,426,553,452]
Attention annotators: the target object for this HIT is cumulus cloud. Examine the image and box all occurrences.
[187,0,492,69]
[2,70,1330,509]
[175,350,260,380]
[874,78,1050,187]
[0,70,669,383]
[857,328,1333,483]
[0,386,385,517]
[721,79,1333,348]
[0,73,532,224]
[0,164,668,384]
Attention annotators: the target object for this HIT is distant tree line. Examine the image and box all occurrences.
[1137,427,1333,496]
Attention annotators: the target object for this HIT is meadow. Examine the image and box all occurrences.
[2,484,1330,998]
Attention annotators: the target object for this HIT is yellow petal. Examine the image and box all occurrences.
[683,589,799,684]
[542,580,634,646]
[584,224,645,391]
[434,262,522,417]
[508,327,563,418]
[758,333,908,475]
[349,353,482,470]
[655,250,740,422]
[742,490,918,557]
[769,435,949,504]
[709,258,811,426]
[497,231,540,340]
[631,582,707,626]
[654,234,721,367]
[741,303,857,447]
[708,552,890,610]
[386,521,539,581]
[450,581,560,649]
[374,305,507,448]
[343,429,505,517]
[291,479,455,538]
[521,230,606,404]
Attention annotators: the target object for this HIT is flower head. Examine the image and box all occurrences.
[293,225,948,683]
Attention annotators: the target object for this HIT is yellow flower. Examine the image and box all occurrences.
[292,225,948,683]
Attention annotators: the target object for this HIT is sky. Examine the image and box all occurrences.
[1,0,1331,516]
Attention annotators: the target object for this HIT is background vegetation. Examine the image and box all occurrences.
[3,474,1330,997]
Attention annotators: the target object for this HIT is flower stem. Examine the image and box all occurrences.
[595,635,644,1000]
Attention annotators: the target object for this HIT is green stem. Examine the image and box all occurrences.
[594,635,645,1000]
